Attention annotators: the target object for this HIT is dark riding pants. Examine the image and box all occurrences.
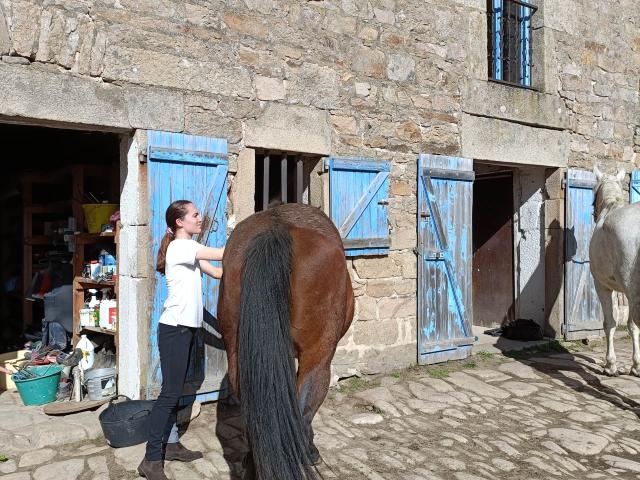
[145,323,195,461]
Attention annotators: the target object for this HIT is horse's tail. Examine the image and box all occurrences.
[238,225,316,480]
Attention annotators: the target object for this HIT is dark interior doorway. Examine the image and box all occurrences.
[0,124,120,353]
[472,169,515,327]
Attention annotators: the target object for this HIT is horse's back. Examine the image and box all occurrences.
[230,204,339,245]
[272,203,342,242]
[590,203,640,289]
[596,203,640,250]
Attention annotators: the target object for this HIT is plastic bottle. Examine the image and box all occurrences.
[100,299,117,330]
[77,334,95,370]
[87,289,100,327]
[79,302,93,327]
[108,301,117,331]
[99,289,112,329]
[87,289,99,309]
[99,250,116,275]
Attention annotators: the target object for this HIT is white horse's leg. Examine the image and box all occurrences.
[630,300,640,376]
[595,284,618,376]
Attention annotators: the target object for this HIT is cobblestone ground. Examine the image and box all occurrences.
[4,338,640,479]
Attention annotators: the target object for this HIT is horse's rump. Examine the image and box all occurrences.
[218,203,352,480]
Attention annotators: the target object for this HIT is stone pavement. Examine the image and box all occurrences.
[4,338,640,479]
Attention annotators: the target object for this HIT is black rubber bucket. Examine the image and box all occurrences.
[99,395,155,447]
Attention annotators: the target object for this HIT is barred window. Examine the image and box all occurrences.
[487,0,537,88]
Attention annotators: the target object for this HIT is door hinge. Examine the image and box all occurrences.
[138,151,148,164]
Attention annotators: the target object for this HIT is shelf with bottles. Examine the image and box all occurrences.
[74,281,118,341]
[71,224,120,348]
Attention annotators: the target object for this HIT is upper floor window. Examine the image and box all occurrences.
[487,0,537,88]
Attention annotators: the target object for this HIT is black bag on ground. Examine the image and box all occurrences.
[502,318,544,341]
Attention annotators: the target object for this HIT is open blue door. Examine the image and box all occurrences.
[146,131,228,400]
[631,170,640,204]
[564,169,603,340]
[417,154,475,364]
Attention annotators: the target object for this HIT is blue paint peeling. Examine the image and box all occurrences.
[328,157,390,256]
[564,169,603,339]
[631,170,640,204]
[147,131,228,399]
[417,154,475,364]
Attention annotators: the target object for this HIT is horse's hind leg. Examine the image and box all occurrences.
[629,299,640,376]
[296,353,333,465]
[595,283,618,376]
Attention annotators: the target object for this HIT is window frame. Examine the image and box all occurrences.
[487,0,538,90]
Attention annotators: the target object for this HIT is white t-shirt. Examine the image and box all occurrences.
[159,239,205,328]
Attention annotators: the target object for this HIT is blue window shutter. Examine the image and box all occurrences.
[328,157,390,257]
[493,0,502,80]
[631,170,640,204]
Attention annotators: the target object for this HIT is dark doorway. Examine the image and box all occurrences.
[0,124,120,353]
[472,171,515,327]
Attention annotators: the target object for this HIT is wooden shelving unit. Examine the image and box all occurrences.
[71,224,120,351]
[21,170,76,327]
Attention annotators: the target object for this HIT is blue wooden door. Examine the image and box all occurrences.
[631,170,640,204]
[146,131,228,399]
[417,154,475,364]
[328,158,390,257]
[564,169,603,340]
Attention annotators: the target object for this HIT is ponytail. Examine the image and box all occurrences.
[156,199,193,275]
[156,232,173,275]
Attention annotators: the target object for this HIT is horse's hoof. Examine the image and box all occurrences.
[308,444,321,466]
[630,367,640,377]
[604,367,619,376]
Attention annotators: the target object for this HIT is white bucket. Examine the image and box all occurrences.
[84,367,117,400]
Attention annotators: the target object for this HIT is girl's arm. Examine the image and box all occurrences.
[195,246,225,261]
[200,260,223,279]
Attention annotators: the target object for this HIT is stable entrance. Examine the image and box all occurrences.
[418,157,549,363]
[472,168,515,327]
[0,124,121,368]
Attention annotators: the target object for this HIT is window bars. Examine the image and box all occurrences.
[259,153,305,211]
[487,0,537,88]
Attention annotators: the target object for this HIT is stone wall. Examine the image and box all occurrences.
[0,0,638,382]
[545,0,639,172]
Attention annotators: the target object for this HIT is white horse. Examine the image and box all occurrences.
[589,165,640,376]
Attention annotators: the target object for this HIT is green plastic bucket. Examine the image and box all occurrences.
[13,365,63,406]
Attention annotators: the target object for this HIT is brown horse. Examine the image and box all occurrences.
[217,203,355,480]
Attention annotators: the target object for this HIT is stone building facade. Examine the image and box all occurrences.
[0,0,638,397]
